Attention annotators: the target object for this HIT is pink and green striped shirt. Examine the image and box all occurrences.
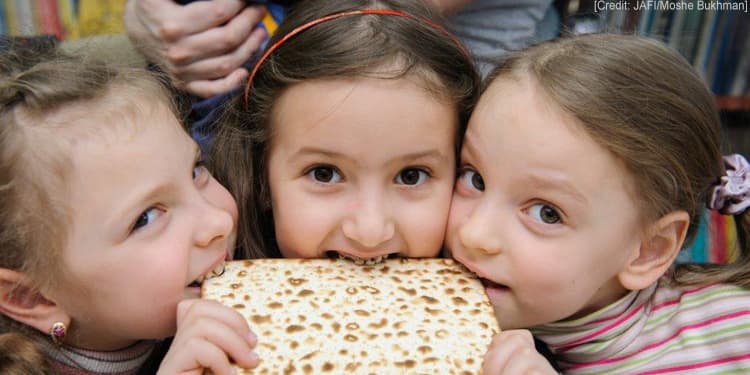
[532,277,750,374]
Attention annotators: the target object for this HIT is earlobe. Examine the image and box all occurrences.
[0,268,70,337]
[618,211,690,291]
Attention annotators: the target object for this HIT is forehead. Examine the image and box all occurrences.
[66,99,186,157]
[28,81,177,141]
[270,76,457,149]
[467,75,638,202]
[41,89,189,193]
[471,76,590,148]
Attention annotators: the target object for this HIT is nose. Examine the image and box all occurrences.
[458,202,503,255]
[341,191,395,248]
[193,198,235,248]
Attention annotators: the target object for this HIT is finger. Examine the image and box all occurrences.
[183,69,249,98]
[194,316,260,369]
[172,27,265,81]
[173,306,259,369]
[186,339,236,375]
[133,0,186,40]
[158,335,231,375]
[175,298,200,327]
[482,330,536,373]
[139,0,246,41]
[167,6,266,66]
[177,299,253,338]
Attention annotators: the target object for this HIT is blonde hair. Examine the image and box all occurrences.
[488,33,749,288]
[0,42,179,370]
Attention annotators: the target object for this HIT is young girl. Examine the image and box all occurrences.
[447,33,750,374]
[0,44,258,374]
[209,0,480,261]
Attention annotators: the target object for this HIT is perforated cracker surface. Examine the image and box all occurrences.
[201,258,499,374]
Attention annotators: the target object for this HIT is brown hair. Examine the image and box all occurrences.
[487,32,749,288]
[0,41,179,370]
[209,0,480,259]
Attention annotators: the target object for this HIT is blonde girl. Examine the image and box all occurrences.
[0,44,257,374]
[447,33,750,374]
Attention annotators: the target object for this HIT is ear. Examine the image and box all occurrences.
[618,210,690,291]
[0,268,70,336]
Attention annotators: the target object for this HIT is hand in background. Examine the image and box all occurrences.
[158,299,259,375]
[124,0,267,97]
[483,330,559,375]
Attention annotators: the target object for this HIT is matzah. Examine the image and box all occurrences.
[201,258,499,374]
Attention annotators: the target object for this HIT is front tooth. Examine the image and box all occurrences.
[208,263,225,279]
[354,258,365,265]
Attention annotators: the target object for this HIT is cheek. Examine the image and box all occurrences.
[446,198,471,240]
[403,192,453,257]
[511,248,596,304]
[447,199,468,228]
[273,199,332,258]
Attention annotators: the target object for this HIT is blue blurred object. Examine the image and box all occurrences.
[175,1,291,151]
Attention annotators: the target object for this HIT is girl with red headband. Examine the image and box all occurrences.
[209,0,480,266]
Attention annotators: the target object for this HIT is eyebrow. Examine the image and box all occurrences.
[461,133,587,205]
[524,172,588,206]
[289,147,449,165]
[461,137,480,161]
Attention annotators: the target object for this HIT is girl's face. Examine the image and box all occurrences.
[267,76,456,262]
[52,102,237,350]
[446,77,643,329]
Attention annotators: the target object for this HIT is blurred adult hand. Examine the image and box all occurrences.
[124,0,267,97]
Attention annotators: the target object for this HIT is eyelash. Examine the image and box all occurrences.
[526,202,565,225]
[303,165,432,186]
[394,167,431,186]
[131,207,161,233]
[304,164,342,184]
[457,166,485,191]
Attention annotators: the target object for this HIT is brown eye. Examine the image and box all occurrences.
[396,168,428,186]
[307,166,341,184]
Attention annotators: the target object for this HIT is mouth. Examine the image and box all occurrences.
[187,259,228,289]
[479,277,509,291]
[325,250,398,266]
[452,255,509,291]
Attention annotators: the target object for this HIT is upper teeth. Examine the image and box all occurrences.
[338,254,388,265]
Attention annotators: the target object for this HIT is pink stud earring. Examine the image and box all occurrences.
[49,322,66,345]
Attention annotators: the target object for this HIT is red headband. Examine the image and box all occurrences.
[243,8,468,105]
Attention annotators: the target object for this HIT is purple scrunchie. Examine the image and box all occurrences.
[708,154,750,215]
